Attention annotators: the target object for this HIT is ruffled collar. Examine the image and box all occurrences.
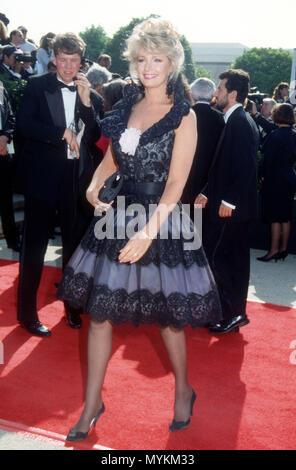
[102,75,191,145]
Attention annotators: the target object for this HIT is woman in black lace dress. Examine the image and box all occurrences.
[57,18,221,441]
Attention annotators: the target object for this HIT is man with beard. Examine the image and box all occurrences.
[196,69,259,334]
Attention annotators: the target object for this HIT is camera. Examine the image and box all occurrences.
[15,53,32,63]
[248,87,268,111]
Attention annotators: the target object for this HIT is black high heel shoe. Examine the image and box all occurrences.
[169,389,196,432]
[257,252,279,262]
[66,403,105,442]
[275,250,288,261]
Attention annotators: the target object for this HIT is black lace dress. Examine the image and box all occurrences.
[57,81,222,329]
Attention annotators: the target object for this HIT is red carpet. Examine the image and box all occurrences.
[0,258,296,450]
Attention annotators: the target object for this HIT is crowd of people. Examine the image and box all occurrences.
[0,12,296,440]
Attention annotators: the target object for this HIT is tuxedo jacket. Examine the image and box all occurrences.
[182,103,224,203]
[203,106,259,223]
[16,72,101,201]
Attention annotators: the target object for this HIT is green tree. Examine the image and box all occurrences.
[180,35,196,83]
[195,65,213,80]
[79,25,110,62]
[105,16,156,77]
[232,48,292,96]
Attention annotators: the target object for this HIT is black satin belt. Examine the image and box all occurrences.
[121,180,166,196]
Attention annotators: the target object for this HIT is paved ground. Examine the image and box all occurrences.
[0,225,295,450]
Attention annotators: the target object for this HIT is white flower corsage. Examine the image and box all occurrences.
[119,128,141,156]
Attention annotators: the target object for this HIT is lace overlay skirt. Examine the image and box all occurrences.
[57,196,222,329]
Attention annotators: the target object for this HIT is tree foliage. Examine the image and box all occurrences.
[233,48,292,96]
[105,17,147,77]
[195,65,213,80]
[180,35,196,83]
[79,25,110,62]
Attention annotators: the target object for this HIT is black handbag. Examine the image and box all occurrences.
[98,171,123,203]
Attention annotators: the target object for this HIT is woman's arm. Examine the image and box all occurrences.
[119,110,197,263]
[86,142,118,209]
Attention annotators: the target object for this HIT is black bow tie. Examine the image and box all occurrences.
[57,81,76,92]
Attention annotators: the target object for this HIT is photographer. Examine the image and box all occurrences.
[0,45,31,114]
[249,99,277,149]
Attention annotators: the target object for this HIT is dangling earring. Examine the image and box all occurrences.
[166,74,174,98]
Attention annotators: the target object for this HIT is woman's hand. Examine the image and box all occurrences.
[86,185,113,214]
[118,231,153,264]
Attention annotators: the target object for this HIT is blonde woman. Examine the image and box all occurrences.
[58,18,221,441]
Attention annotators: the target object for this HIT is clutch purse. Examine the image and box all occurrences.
[98,171,123,203]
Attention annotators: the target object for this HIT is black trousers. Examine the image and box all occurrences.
[203,219,251,322]
[17,169,92,322]
[0,155,20,246]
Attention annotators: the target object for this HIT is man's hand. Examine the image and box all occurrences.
[74,73,91,107]
[219,203,233,218]
[0,136,9,156]
[195,194,208,209]
[62,128,80,159]
[249,100,258,116]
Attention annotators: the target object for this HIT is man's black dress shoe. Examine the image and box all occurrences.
[20,321,51,337]
[209,314,249,334]
[65,310,82,329]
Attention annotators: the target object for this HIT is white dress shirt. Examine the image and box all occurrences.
[195,100,210,105]
[223,103,242,124]
[57,76,77,159]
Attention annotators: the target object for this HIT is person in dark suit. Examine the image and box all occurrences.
[16,32,101,337]
[0,81,20,251]
[182,77,224,208]
[257,103,296,262]
[196,69,259,334]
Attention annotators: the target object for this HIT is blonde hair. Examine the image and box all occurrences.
[124,18,184,84]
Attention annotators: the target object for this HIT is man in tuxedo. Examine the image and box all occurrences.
[182,77,224,208]
[196,69,259,334]
[16,32,101,337]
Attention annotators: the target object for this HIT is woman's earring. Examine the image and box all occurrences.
[166,75,174,98]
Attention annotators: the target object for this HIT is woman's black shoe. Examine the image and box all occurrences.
[169,389,196,432]
[275,250,288,261]
[257,252,279,262]
[66,403,105,442]
[65,310,82,329]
